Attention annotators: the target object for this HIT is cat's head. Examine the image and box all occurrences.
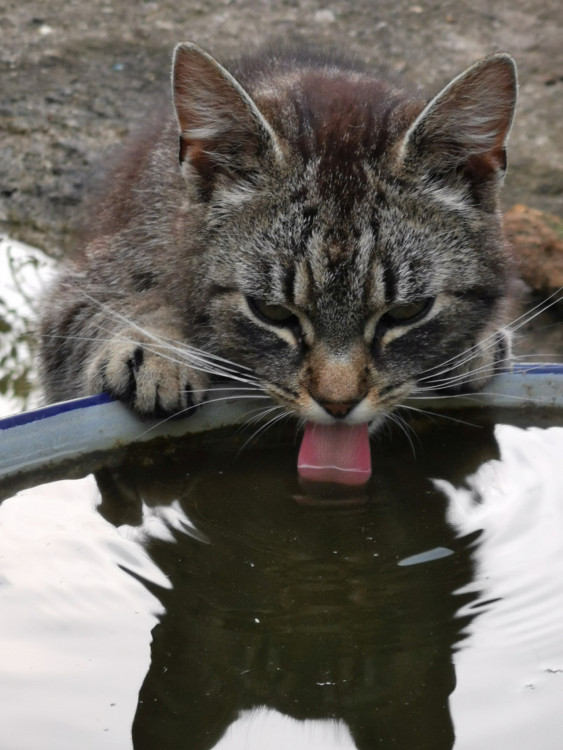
[172,43,517,426]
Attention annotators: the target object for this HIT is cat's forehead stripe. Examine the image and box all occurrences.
[289,220,390,315]
[292,257,313,309]
[252,67,415,186]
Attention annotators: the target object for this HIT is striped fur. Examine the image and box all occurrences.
[39,43,518,424]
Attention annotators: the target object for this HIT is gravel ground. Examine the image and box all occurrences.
[1,0,561,256]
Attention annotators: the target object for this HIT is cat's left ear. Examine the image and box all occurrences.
[399,54,517,184]
[172,42,282,199]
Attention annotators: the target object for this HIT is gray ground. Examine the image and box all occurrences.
[1,0,561,256]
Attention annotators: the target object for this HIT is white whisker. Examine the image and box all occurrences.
[138,346,256,386]
[408,388,555,406]
[236,408,294,456]
[400,403,480,428]
[131,393,272,440]
[415,357,563,393]
[385,411,418,457]
[417,289,562,386]
[243,404,287,428]
[78,291,260,384]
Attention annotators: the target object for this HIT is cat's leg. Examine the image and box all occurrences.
[84,324,209,418]
[40,287,209,417]
[441,327,512,393]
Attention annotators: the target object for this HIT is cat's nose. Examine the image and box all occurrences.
[318,400,360,418]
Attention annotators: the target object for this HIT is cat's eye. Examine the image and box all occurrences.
[247,297,298,327]
[384,297,434,325]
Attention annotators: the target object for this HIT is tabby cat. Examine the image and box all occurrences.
[39,43,518,438]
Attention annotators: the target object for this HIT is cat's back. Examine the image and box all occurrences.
[78,111,179,247]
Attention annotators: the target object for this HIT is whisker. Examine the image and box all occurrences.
[400,403,480,428]
[187,385,263,394]
[415,357,563,392]
[236,408,294,457]
[243,404,287,429]
[417,352,522,390]
[147,340,259,381]
[407,388,555,407]
[385,411,418,457]
[77,291,259,383]
[144,342,259,381]
[418,355,514,390]
[130,341,260,387]
[416,289,563,385]
[507,289,563,335]
[45,319,259,387]
[511,353,563,360]
[131,394,271,440]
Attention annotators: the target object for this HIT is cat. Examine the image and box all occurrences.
[39,42,518,438]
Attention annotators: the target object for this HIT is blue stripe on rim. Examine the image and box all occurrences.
[511,363,563,375]
[0,393,114,431]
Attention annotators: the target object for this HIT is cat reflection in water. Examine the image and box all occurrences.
[40,42,518,463]
[94,418,494,750]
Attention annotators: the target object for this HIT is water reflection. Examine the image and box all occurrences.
[96,421,500,749]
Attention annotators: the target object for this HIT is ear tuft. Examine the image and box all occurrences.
[400,54,517,182]
[172,43,280,199]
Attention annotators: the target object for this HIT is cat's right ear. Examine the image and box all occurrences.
[398,54,517,189]
[172,43,282,200]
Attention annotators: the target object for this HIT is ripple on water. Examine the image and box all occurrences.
[0,417,562,749]
[447,424,563,750]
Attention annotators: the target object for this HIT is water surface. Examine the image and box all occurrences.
[1,414,562,749]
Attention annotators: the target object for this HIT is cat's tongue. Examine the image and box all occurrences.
[297,422,372,486]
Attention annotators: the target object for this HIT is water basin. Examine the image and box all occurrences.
[1,383,563,749]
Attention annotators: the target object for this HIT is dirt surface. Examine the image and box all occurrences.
[1,0,562,256]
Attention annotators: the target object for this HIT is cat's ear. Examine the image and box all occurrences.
[399,54,517,186]
[172,42,281,199]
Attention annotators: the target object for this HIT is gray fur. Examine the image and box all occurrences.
[39,43,518,424]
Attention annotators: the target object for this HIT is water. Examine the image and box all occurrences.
[1,413,563,749]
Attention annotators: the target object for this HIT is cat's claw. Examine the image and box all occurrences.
[85,330,209,418]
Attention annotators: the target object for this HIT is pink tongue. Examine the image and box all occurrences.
[297,422,372,486]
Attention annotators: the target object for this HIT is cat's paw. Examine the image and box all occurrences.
[441,329,511,393]
[85,328,209,418]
